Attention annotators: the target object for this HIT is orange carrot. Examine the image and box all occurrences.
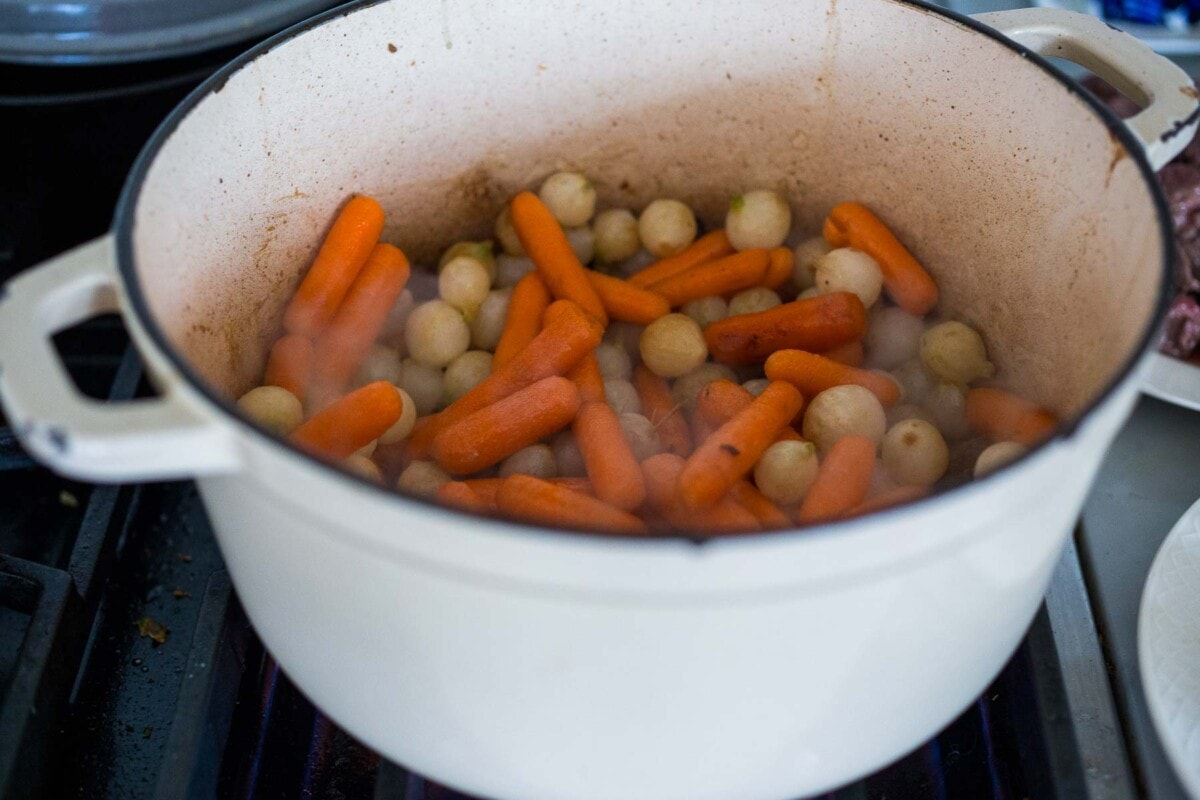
[964,388,1058,445]
[628,229,734,288]
[283,195,385,337]
[461,476,595,500]
[431,375,580,475]
[763,247,795,290]
[677,381,805,511]
[437,481,494,514]
[730,481,792,529]
[586,271,670,325]
[705,292,868,366]
[824,202,939,316]
[842,485,928,519]
[573,401,646,511]
[495,475,647,535]
[493,272,550,371]
[692,380,803,444]
[310,243,411,395]
[632,365,692,457]
[648,249,771,307]
[796,435,876,523]
[408,299,603,456]
[568,352,606,403]
[264,334,313,402]
[510,192,607,324]
[291,380,402,460]
[641,453,760,534]
[765,349,900,406]
[819,340,865,368]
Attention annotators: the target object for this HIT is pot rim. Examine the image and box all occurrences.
[112,0,1177,545]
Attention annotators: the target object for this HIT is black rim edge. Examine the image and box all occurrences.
[111,0,1180,548]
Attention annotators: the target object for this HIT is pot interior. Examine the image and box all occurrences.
[126,0,1165,420]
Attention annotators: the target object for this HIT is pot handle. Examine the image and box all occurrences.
[973,8,1199,170]
[0,235,240,482]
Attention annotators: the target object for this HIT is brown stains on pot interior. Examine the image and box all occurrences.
[387,42,397,53]
[1182,84,1199,100]
[1106,129,1127,187]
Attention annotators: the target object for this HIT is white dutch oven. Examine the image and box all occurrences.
[0,2,1195,798]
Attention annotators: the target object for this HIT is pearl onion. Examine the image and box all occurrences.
[439,256,491,318]
[886,402,938,428]
[802,385,887,453]
[438,241,496,285]
[396,461,451,497]
[592,209,640,264]
[925,382,971,442]
[538,171,596,227]
[793,236,831,291]
[405,300,470,367]
[565,226,595,265]
[237,386,303,436]
[920,321,995,385]
[891,358,933,405]
[618,413,663,461]
[470,289,511,351]
[603,378,642,416]
[378,387,418,445]
[640,313,708,378]
[881,419,949,486]
[864,306,925,370]
[494,205,525,256]
[443,350,492,404]
[398,359,445,416]
[594,342,633,381]
[344,454,383,483]
[681,296,728,328]
[726,189,792,251]
[974,441,1028,478]
[499,444,558,478]
[753,440,819,505]
[727,287,782,317]
[638,199,697,257]
[815,248,884,308]
[354,343,404,387]
[552,430,587,476]
[797,287,822,300]
[495,254,535,288]
[742,378,771,397]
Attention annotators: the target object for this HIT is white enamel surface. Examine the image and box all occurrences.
[0,236,239,481]
[1139,496,1200,799]
[0,0,1192,797]
[1144,352,1200,411]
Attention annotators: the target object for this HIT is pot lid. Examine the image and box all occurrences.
[0,0,346,65]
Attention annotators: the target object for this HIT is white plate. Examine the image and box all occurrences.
[1138,495,1200,799]
[1143,352,1200,412]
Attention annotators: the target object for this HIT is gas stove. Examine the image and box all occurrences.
[2,12,1198,799]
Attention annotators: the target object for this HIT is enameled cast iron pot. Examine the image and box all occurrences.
[0,2,1195,798]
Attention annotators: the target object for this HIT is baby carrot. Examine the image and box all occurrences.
[692,380,803,444]
[628,229,734,288]
[461,476,594,504]
[291,380,402,460]
[408,299,603,456]
[641,453,759,534]
[573,401,646,511]
[284,195,385,337]
[310,243,411,395]
[819,340,865,368]
[824,202,939,316]
[796,435,876,523]
[632,365,692,457]
[437,481,494,514]
[264,334,313,402]
[842,485,928,519]
[730,481,792,529]
[763,247,795,290]
[586,271,670,325]
[964,388,1058,445]
[510,192,607,324]
[493,272,550,371]
[704,292,868,366]
[765,349,900,406]
[496,474,647,535]
[648,249,771,307]
[677,381,805,511]
[431,376,581,474]
[568,352,606,403]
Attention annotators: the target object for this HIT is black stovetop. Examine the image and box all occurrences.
[0,31,1181,800]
